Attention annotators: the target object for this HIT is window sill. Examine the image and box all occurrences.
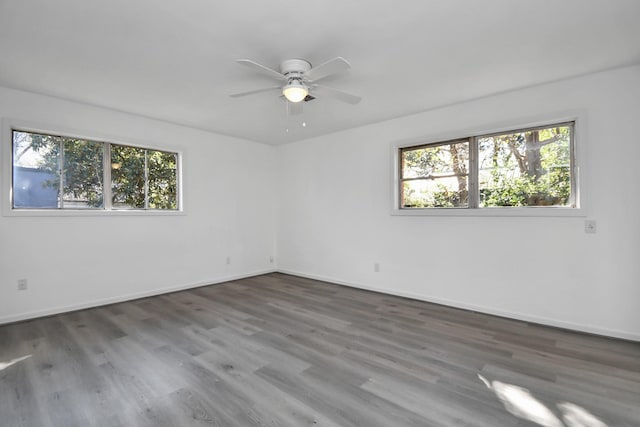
[3,208,186,217]
[391,207,586,217]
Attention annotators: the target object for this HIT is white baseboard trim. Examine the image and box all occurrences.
[277,269,640,342]
[4,267,638,342]
[0,269,277,325]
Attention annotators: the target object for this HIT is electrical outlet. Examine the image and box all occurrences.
[585,220,597,234]
[17,279,28,290]
[269,256,274,264]
[374,262,380,273]
[226,256,231,265]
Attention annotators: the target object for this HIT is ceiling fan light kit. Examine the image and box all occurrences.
[231,56,361,108]
[282,80,308,103]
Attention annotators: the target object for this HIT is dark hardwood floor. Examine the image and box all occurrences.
[1,273,639,426]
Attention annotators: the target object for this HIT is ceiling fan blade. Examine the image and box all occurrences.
[312,84,361,105]
[306,57,351,82]
[230,86,281,98]
[236,59,287,81]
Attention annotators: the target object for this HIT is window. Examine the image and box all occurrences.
[11,129,179,211]
[400,139,470,208]
[111,145,178,210]
[399,122,575,210]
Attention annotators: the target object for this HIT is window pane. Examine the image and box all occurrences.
[62,138,104,208]
[111,145,145,209]
[402,178,469,208]
[12,131,60,208]
[402,140,468,179]
[401,141,469,208]
[478,125,572,207]
[148,150,177,210]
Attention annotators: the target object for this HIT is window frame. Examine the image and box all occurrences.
[2,118,184,216]
[391,114,586,217]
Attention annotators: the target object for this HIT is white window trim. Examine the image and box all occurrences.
[2,118,185,217]
[390,111,587,217]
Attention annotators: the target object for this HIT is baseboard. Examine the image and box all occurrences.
[0,268,277,325]
[5,267,638,342]
[277,269,640,342]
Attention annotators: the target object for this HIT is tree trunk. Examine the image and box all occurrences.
[449,143,468,205]
[525,131,543,180]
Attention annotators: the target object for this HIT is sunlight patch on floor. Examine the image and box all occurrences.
[478,374,608,427]
[0,354,32,371]
[558,402,608,427]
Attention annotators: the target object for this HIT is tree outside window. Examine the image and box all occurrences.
[399,123,574,209]
[12,130,178,211]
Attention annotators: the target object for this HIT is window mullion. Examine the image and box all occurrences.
[468,136,479,208]
[144,150,149,210]
[58,137,64,209]
[104,143,112,210]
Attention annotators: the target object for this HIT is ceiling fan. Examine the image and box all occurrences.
[230,57,361,112]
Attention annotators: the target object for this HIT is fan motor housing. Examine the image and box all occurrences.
[280,59,311,76]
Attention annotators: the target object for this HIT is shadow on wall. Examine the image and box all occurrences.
[478,374,608,427]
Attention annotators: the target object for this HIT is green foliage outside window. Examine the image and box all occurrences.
[401,141,469,208]
[62,139,104,207]
[111,145,177,209]
[478,126,571,207]
[12,130,178,210]
[400,124,573,209]
[147,150,178,209]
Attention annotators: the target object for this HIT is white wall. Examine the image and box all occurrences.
[276,65,640,341]
[3,66,639,341]
[0,86,277,323]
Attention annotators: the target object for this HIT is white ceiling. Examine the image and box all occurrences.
[1,1,639,145]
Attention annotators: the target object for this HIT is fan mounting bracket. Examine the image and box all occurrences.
[280,59,312,77]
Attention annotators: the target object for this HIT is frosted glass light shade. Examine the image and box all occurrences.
[283,82,308,103]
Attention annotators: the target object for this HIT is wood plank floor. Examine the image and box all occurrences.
[1,273,639,426]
